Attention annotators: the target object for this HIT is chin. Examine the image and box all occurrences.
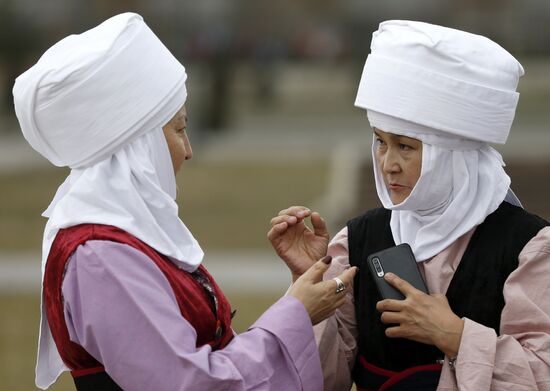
[390,193,408,205]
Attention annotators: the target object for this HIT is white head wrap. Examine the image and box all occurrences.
[13,13,203,388]
[355,21,524,261]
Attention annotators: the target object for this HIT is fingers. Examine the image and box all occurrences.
[269,207,311,233]
[267,222,289,241]
[314,265,358,295]
[271,207,311,226]
[270,207,328,238]
[335,265,358,287]
[300,255,332,283]
[270,214,299,227]
[379,310,405,325]
[385,326,405,339]
[384,272,418,297]
[277,206,311,218]
[310,212,329,239]
[376,297,404,312]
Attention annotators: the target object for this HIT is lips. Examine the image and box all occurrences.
[388,183,407,191]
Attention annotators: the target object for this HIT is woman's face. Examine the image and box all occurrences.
[163,105,192,174]
[374,128,422,204]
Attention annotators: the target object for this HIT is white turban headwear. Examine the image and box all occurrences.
[355,20,524,261]
[13,13,203,388]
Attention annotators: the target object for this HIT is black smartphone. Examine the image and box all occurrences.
[366,243,428,300]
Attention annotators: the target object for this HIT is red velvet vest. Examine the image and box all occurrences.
[43,224,234,382]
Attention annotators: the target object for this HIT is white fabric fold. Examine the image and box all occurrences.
[13,12,186,169]
[355,20,524,145]
[369,111,511,262]
[356,55,519,144]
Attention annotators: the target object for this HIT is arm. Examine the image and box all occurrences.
[314,227,358,391]
[453,226,550,390]
[62,240,323,391]
[267,208,358,389]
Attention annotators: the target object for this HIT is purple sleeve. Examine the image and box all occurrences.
[62,240,322,391]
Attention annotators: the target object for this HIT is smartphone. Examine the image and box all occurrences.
[366,243,428,300]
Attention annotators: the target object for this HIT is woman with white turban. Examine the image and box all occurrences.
[13,13,357,391]
[269,21,550,390]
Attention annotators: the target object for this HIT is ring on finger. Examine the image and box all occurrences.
[333,277,346,294]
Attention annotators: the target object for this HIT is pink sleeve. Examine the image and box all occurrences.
[454,226,550,390]
[313,227,357,391]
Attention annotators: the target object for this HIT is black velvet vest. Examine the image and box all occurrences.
[348,202,548,390]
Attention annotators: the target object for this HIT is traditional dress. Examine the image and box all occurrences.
[314,20,550,390]
[316,224,550,390]
[13,13,322,390]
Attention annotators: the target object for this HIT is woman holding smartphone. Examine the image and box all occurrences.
[269,20,550,390]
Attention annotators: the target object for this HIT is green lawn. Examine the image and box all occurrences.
[0,159,328,253]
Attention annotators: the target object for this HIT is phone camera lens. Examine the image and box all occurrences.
[372,257,384,277]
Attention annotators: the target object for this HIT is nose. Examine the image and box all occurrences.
[184,132,193,160]
[381,148,401,174]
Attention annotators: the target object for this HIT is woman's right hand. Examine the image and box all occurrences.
[268,206,330,279]
[288,256,357,325]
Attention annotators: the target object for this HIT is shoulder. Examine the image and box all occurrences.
[70,240,153,267]
[504,226,550,307]
[63,240,179,312]
[485,202,548,230]
[346,207,391,239]
[520,226,550,257]
[65,240,169,289]
[347,207,390,227]
[479,202,549,250]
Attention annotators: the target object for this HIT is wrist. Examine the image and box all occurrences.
[437,317,464,358]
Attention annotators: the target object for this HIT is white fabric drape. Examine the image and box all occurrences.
[355,20,524,145]
[37,127,204,388]
[369,111,512,262]
[12,13,204,388]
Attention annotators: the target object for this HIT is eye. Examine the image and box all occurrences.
[399,143,412,151]
[375,137,385,146]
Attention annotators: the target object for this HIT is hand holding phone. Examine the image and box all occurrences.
[366,243,428,300]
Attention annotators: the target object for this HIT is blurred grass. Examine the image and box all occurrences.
[0,168,69,252]
[0,291,281,391]
[178,159,329,251]
[0,159,328,253]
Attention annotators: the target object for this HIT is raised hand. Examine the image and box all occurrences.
[268,206,330,277]
[376,273,465,358]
